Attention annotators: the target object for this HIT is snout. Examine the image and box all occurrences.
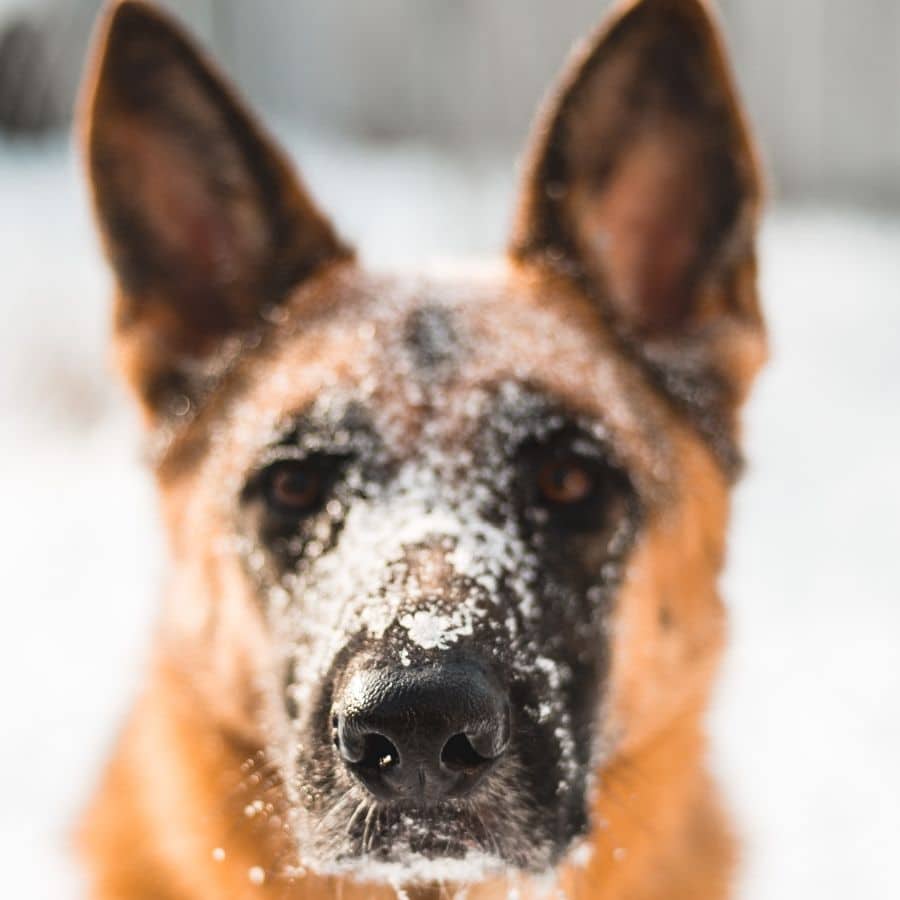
[333,660,510,804]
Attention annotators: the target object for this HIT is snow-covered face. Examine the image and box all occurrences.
[205,269,656,882]
[86,0,762,888]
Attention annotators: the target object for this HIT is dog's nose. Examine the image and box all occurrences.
[333,661,510,803]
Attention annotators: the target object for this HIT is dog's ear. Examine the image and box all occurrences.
[510,0,765,471]
[82,0,351,419]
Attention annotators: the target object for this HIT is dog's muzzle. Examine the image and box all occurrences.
[332,657,510,804]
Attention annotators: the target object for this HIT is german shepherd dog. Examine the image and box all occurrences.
[78,0,765,897]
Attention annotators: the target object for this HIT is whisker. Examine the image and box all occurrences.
[313,791,356,837]
[346,797,369,836]
[363,802,380,854]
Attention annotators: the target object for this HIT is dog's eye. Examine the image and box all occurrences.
[264,460,326,514]
[537,457,596,505]
[523,438,635,534]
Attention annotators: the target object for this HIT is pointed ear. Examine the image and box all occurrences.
[82,0,351,419]
[510,0,765,471]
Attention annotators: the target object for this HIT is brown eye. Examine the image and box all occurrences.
[266,461,323,513]
[537,458,595,505]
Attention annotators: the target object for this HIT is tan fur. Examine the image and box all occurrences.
[79,264,750,900]
[77,1,765,897]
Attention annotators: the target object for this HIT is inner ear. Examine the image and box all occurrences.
[567,119,745,332]
[96,104,272,349]
[510,0,761,339]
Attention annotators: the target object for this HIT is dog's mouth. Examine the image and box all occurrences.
[289,749,580,884]
[342,800,505,864]
[302,789,541,884]
[283,656,593,882]
[318,824,512,886]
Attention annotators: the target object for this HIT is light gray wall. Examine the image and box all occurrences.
[5,0,898,205]
[210,0,900,206]
[721,0,900,205]
[221,1,606,146]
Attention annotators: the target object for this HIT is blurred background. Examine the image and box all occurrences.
[0,1,897,898]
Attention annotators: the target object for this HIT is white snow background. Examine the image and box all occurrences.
[1,131,898,898]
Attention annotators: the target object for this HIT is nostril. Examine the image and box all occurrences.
[357,734,400,773]
[335,662,510,800]
[441,733,492,773]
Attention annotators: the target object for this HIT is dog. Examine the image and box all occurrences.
[77,0,765,897]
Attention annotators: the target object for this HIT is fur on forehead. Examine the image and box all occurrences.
[156,259,703,505]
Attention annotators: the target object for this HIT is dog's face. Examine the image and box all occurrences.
[84,0,764,885]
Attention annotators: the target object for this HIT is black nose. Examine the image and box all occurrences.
[333,661,510,803]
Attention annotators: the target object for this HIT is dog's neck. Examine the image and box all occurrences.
[80,661,732,900]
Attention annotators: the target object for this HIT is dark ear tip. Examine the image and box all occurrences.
[80,3,152,143]
[615,0,720,30]
[97,0,186,62]
[104,0,174,33]
[632,0,712,12]
[86,0,201,117]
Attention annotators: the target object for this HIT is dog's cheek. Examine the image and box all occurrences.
[162,543,278,745]
[603,442,729,754]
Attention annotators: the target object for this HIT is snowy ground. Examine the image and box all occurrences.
[1,133,898,898]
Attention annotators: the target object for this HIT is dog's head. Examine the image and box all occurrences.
[83,0,764,885]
